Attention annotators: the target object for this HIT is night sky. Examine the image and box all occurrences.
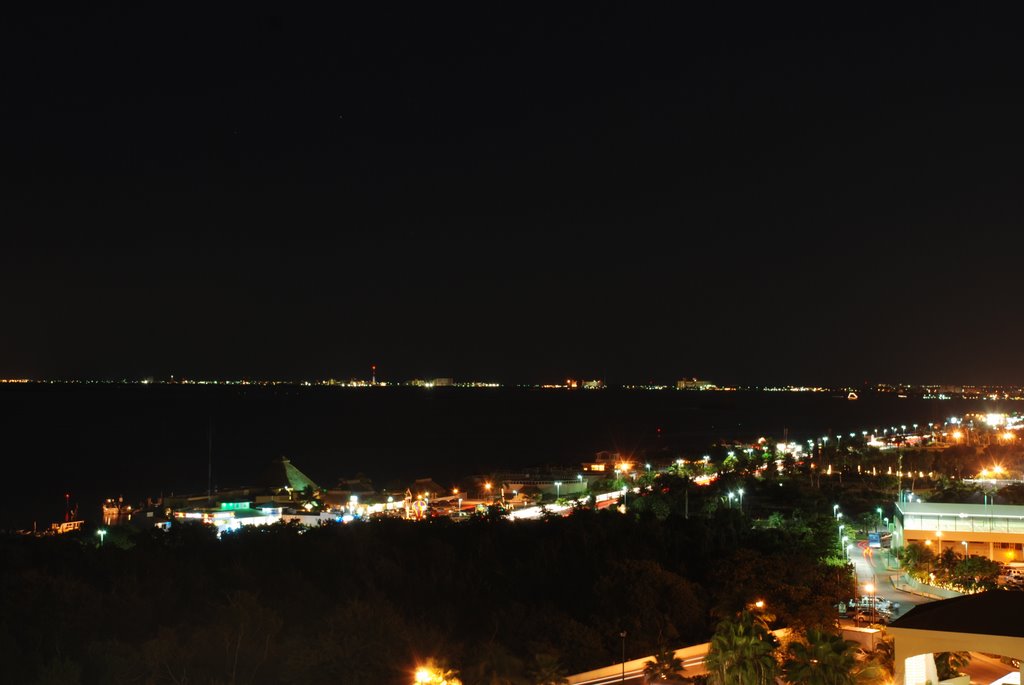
[3,6,1024,385]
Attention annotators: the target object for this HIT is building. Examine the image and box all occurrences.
[889,592,1024,685]
[893,500,1024,563]
[581,451,632,475]
[676,378,715,390]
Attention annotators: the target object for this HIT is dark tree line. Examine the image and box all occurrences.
[0,487,850,685]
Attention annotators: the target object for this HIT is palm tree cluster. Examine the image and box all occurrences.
[704,612,890,685]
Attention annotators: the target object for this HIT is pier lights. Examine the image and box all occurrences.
[96,528,107,546]
[554,481,562,499]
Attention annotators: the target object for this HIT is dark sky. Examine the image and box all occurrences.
[2,5,1024,385]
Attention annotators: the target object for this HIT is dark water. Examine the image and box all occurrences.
[0,384,1016,529]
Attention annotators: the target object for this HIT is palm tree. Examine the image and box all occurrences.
[643,647,687,683]
[782,628,883,685]
[934,651,971,681]
[704,610,779,685]
[528,652,568,685]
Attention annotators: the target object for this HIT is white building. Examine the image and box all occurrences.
[893,500,1024,563]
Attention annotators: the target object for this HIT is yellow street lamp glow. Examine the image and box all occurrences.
[994,465,1005,474]
[864,582,875,594]
[415,668,433,684]
[754,599,765,609]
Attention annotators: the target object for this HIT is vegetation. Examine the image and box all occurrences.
[642,647,687,683]
[896,542,1001,592]
[0,471,854,685]
[934,651,971,681]
[704,610,779,685]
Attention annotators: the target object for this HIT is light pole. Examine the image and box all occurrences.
[554,481,562,500]
[833,503,839,519]
[727,492,735,508]
[737,488,744,511]
[864,582,876,646]
[876,507,883,532]
[97,529,107,547]
[620,631,627,682]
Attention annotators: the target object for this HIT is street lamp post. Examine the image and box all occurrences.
[737,488,744,511]
[97,529,107,547]
[833,503,840,519]
[864,582,877,648]
[554,481,562,500]
[620,631,627,682]
[876,507,883,532]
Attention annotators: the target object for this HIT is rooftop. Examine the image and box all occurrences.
[896,501,1024,518]
[890,591,1024,638]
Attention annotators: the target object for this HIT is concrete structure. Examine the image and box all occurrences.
[890,592,1024,685]
[893,501,1024,563]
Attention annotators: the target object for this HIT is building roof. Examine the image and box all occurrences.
[260,456,320,492]
[896,501,1024,518]
[890,592,1024,638]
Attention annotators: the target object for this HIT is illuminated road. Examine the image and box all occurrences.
[963,652,1017,685]
[568,653,706,685]
[849,540,926,615]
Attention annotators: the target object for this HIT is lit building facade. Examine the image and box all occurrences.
[893,501,1024,563]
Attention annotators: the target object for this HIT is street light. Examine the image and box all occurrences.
[727,492,735,508]
[833,503,840,519]
[620,631,627,682]
[737,488,744,511]
[876,507,882,532]
[864,582,876,624]
[554,481,562,499]
[97,529,107,546]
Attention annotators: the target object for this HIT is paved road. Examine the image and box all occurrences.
[848,540,926,617]
[963,652,1017,685]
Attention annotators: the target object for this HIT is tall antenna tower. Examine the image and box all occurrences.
[371,364,376,385]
